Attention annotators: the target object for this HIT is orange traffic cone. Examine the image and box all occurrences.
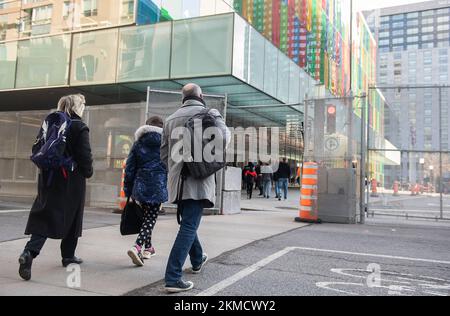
[295,162,321,224]
[393,181,400,196]
[117,159,127,212]
[370,179,379,197]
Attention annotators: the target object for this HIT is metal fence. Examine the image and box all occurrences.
[366,85,450,221]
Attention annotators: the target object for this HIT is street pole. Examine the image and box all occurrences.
[360,94,367,224]
[439,87,444,219]
[145,86,150,121]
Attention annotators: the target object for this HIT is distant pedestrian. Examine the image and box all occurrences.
[261,163,274,199]
[19,94,93,281]
[124,116,168,267]
[161,83,230,293]
[274,167,280,199]
[243,162,257,199]
[255,161,263,196]
[277,158,291,201]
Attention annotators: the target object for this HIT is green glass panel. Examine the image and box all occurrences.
[288,61,300,104]
[233,15,265,91]
[71,29,119,85]
[0,41,17,90]
[277,52,290,103]
[118,22,171,82]
[171,14,233,78]
[15,34,70,88]
[263,41,278,98]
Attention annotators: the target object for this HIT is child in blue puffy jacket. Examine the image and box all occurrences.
[124,116,168,266]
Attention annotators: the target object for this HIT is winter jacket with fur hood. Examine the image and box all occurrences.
[124,125,168,205]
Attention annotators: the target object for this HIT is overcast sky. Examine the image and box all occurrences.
[354,0,433,11]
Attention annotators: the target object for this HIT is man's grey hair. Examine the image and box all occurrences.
[182,83,202,99]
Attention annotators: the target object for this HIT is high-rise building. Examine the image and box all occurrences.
[364,0,450,184]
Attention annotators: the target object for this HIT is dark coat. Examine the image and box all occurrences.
[124,125,168,205]
[25,115,93,239]
[278,162,291,179]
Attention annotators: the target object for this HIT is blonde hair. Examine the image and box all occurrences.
[57,94,86,118]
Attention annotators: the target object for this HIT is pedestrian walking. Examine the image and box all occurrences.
[124,116,168,267]
[161,83,230,293]
[274,167,280,199]
[243,162,257,199]
[277,158,291,201]
[261,163,274,199]
[18,94,93,281]
[255,161,263,196]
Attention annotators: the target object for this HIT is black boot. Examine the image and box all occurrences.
[18,250,33,281]
[62,257,83,268]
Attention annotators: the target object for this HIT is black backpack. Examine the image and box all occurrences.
[182,108,226,179]
[176,108,227,224]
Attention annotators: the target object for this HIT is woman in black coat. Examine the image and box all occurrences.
[18,94,93,281]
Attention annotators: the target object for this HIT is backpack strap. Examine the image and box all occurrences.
[176,164,191,225]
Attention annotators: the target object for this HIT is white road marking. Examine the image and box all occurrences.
[197,246,450,296]
[0,209,29,214]
[196,247,294,296]
[292,247,450,265]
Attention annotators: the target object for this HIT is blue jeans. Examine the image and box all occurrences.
[274,180,280,197]
[263,180,272,198]
[165,200,204,285]
[278,178,289,199]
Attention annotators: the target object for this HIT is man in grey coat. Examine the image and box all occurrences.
[161,83,230,293]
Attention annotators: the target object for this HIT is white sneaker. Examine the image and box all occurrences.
[142,247,156,260]
[127,246,144,267]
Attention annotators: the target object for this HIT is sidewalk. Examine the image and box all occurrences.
[240,188,301,213]
[0,208,304,296]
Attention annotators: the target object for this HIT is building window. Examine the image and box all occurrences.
[407,28,418,35]
[436,8,450,15]
[422,26,434,33]
[407,19,419,27]
[392,21,404,28]
[407,12,419,19]
[421,10,434,17]
[379,39,389,46]
[63,1,71,19]
[392,37,404,45]
[437,16,449,23]
[421,17,434,25]
[423,51,433,64]
[421,42,434,49]
[407,36,419,43]
[437,33,449,40]
[121,0,135,21]
[83,0,98,17]
[392,29,404,36]
[437,24,450,32]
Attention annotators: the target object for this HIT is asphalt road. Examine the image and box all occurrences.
[128,218,450,296]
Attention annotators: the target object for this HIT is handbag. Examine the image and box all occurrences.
[120,197,144,236]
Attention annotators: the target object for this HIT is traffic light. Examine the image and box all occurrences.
[327,105,336,134]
